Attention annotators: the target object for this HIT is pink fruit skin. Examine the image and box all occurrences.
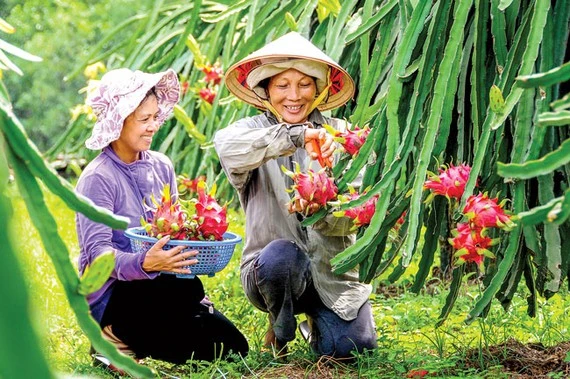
[463,193,512,229]
[424,163,472,200]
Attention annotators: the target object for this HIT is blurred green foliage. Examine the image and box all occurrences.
[1,0,154,150]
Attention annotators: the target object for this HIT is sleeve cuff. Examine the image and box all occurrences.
[287,123,307,148]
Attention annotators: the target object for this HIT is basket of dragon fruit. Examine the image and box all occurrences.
[125,181,242,278]
[125,227,242,279]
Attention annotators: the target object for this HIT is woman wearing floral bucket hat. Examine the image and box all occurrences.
[214,32,377,358]
[76,68,248,365]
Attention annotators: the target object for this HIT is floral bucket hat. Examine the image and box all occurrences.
[225,32,355,113]
[85,68,180,150]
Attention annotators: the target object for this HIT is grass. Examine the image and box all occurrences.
[9,182,570,378]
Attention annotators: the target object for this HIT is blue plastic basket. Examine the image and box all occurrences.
[125,227,242,278]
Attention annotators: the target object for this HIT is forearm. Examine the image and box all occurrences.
[214,120,306,189]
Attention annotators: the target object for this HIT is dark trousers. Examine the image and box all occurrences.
[244,239,377,358]
[101,275,248,363]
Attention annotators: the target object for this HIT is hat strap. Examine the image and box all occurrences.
[261,100,284,123]
[305,82,332,118]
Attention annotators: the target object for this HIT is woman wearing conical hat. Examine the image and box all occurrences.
[214,32,377,358]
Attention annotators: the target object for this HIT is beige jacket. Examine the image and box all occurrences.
[214,111,371,321]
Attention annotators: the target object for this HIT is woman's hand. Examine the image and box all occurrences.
[142,236,199,274]
[304,127,335,167]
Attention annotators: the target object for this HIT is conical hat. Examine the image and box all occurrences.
[225,32,354,112]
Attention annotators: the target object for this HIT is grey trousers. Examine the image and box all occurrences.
[243,239,378,358]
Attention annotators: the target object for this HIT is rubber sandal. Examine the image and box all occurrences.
[298,320,311,342]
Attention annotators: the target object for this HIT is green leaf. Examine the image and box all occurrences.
[516,61,570,88]
[345,0,398,44]
[517,189,570,226]
[537,110,570,126]
[0,39,42,62]
[200,0,251,23]
[497,138,570,179]
[498,0,514,11]
[78,251,115,296]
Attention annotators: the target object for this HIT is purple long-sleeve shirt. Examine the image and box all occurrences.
[75,146,177,323]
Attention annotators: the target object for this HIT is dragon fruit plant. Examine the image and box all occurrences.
[333,186,379,230]
[141,181,228,241]
[423,163,515,269]
[282,163,338,216]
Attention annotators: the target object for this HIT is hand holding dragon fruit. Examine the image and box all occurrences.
[282,163,338,216]
[322,123,371,157]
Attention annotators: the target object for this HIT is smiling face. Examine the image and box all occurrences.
[110,93,160,163]
[267,68,317,124]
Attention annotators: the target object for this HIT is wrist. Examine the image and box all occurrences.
[287,122,309,148]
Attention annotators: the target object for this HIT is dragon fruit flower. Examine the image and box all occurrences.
[449,223,498,270]
[199,88,216,104]
[333,186,378,229]
[424,163,473,201]
[463,193,515,230]
[281,163,338,215]
[323,123,371,156]
[201,63,223,85]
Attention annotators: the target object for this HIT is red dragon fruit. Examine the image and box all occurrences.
[190,180,228,241]
[282,163,338,215]
[323,123,371,156]
[199,87,216,104]
[201,62,223,85]
[141,184,189,240]
[449,223,497,270]
[333,186,378,229]
[177,174,207,200]
[424,163,473,201]
[463,193,514,229]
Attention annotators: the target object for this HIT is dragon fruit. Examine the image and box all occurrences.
[201,62,223,85]
[463,193,514,229]
[424,163,473,201]
[142,181,229,241]
[449,223,497,270]
[323,123,371,156]
[177,174,207,200]
[199,88,216,104]
[189,181,228,241]
[333,186,378,229]
[141,184,190,240]
[392,210,407,232]
[282,163,338,215]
